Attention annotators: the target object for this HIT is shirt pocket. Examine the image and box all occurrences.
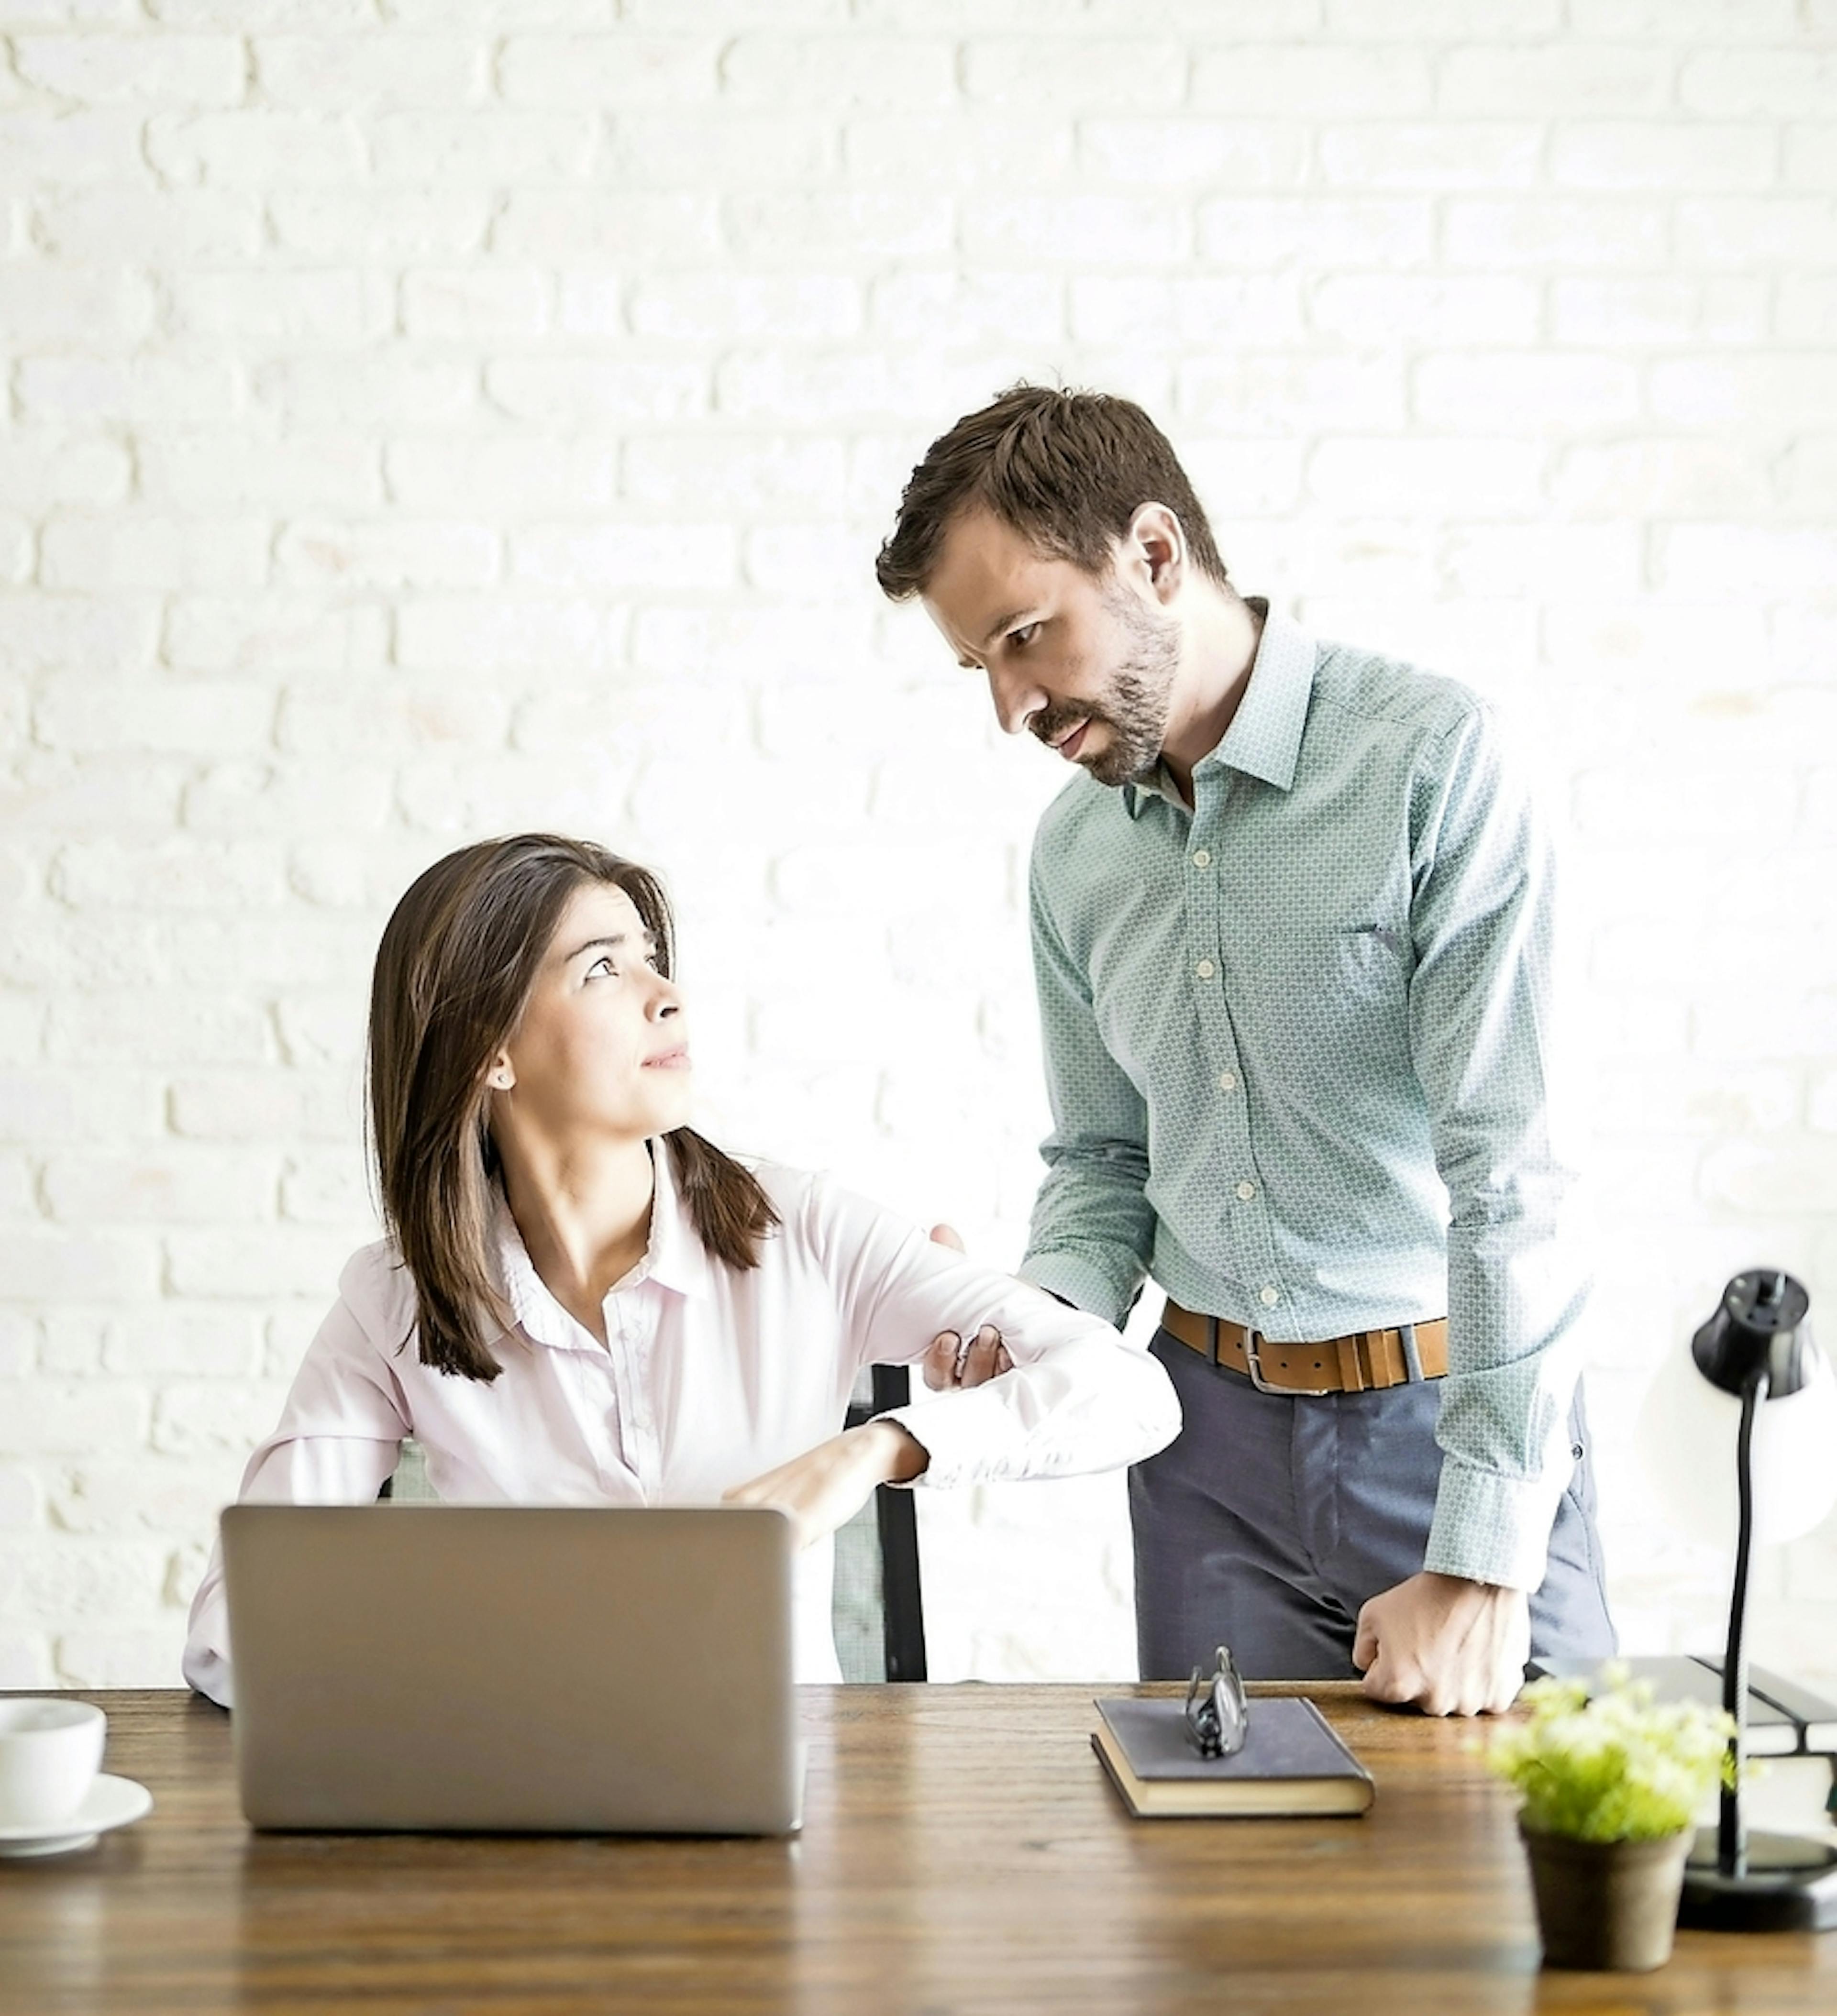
[1239,923,1412,1095]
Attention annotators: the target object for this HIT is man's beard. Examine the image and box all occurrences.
[1031,589,1180,789]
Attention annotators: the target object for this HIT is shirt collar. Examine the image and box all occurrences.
[489,1139,715,1351]
[1122,599,1316,818]
[642,1139,718,1301]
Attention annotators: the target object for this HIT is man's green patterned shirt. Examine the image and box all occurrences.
[1021,603,1583,1592]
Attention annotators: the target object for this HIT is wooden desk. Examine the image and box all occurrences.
[0,1684,1831,2014]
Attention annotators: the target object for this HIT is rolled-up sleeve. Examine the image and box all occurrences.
[803,1177,1181,1491]
[181,1257,410,1708]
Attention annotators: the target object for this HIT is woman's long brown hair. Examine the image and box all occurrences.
[367,834,779,1382]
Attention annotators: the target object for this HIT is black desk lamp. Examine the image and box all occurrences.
[1674,1270,1837,1931]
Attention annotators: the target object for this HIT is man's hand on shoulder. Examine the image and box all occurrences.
[919,1222,1013,1390]
[1351,1570,1529,1717]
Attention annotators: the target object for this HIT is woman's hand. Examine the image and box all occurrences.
[722,1421,929,1550]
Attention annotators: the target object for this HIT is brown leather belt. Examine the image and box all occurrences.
[1161,1298,1448,1396]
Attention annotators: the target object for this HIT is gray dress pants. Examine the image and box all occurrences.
[1131,1328,1617,1683]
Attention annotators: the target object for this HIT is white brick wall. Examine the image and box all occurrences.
[1,2,1834,1695]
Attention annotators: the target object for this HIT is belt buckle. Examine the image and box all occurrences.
[1241,1329,1281,1394]
[1242,1330,1347,1395]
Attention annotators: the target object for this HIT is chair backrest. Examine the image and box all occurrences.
[380,1373,929,1682]
[834,1364,928,1682]
[376,1439,436,1502]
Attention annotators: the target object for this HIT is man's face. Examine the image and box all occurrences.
[920,506,1180,789]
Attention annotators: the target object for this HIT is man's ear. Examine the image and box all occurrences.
[1126,502,1186,607]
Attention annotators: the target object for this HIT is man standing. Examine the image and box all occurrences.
[877,386,1614,1716]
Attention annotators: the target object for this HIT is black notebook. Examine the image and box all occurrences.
[1528,1656,1837,1758]
[1092,1696,1374,1819]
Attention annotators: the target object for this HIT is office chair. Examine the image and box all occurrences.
[376,1441,434,1502]
[834,1363,928,1682]
[379,1369,929,1682]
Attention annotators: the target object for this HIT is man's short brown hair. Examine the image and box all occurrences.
[874,383,1229,602]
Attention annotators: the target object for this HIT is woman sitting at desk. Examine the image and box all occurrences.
[185,833,1180,1701]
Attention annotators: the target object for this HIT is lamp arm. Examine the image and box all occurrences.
[1718,1363,1768,1879]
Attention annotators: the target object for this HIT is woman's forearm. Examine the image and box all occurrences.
[722,1417,930,1548]
[861,1416,930,1485]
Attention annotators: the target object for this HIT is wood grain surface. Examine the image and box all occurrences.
[1,1683,1832,2015]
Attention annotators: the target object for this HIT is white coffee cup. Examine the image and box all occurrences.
[0,1700,107,1828]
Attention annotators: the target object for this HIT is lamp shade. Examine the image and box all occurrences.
[1639,1327,1837,1546]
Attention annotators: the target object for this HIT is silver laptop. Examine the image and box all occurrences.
[220,1503,800,1836]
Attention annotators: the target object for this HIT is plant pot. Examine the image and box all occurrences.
[1518,1818,1693,1971]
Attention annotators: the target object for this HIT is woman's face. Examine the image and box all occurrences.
[490,880,692,1146]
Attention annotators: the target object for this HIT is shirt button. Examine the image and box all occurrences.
[1260,1286,1281,1308]
[1192,848,1212,868]
[1236,1180,1256,1201]
[1217,1070,1238,1092]
[1195,959,1215,980]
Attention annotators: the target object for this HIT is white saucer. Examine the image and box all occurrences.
[0,1775,153,1858]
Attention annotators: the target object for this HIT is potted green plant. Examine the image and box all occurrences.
[1485,1665,1737,1971]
